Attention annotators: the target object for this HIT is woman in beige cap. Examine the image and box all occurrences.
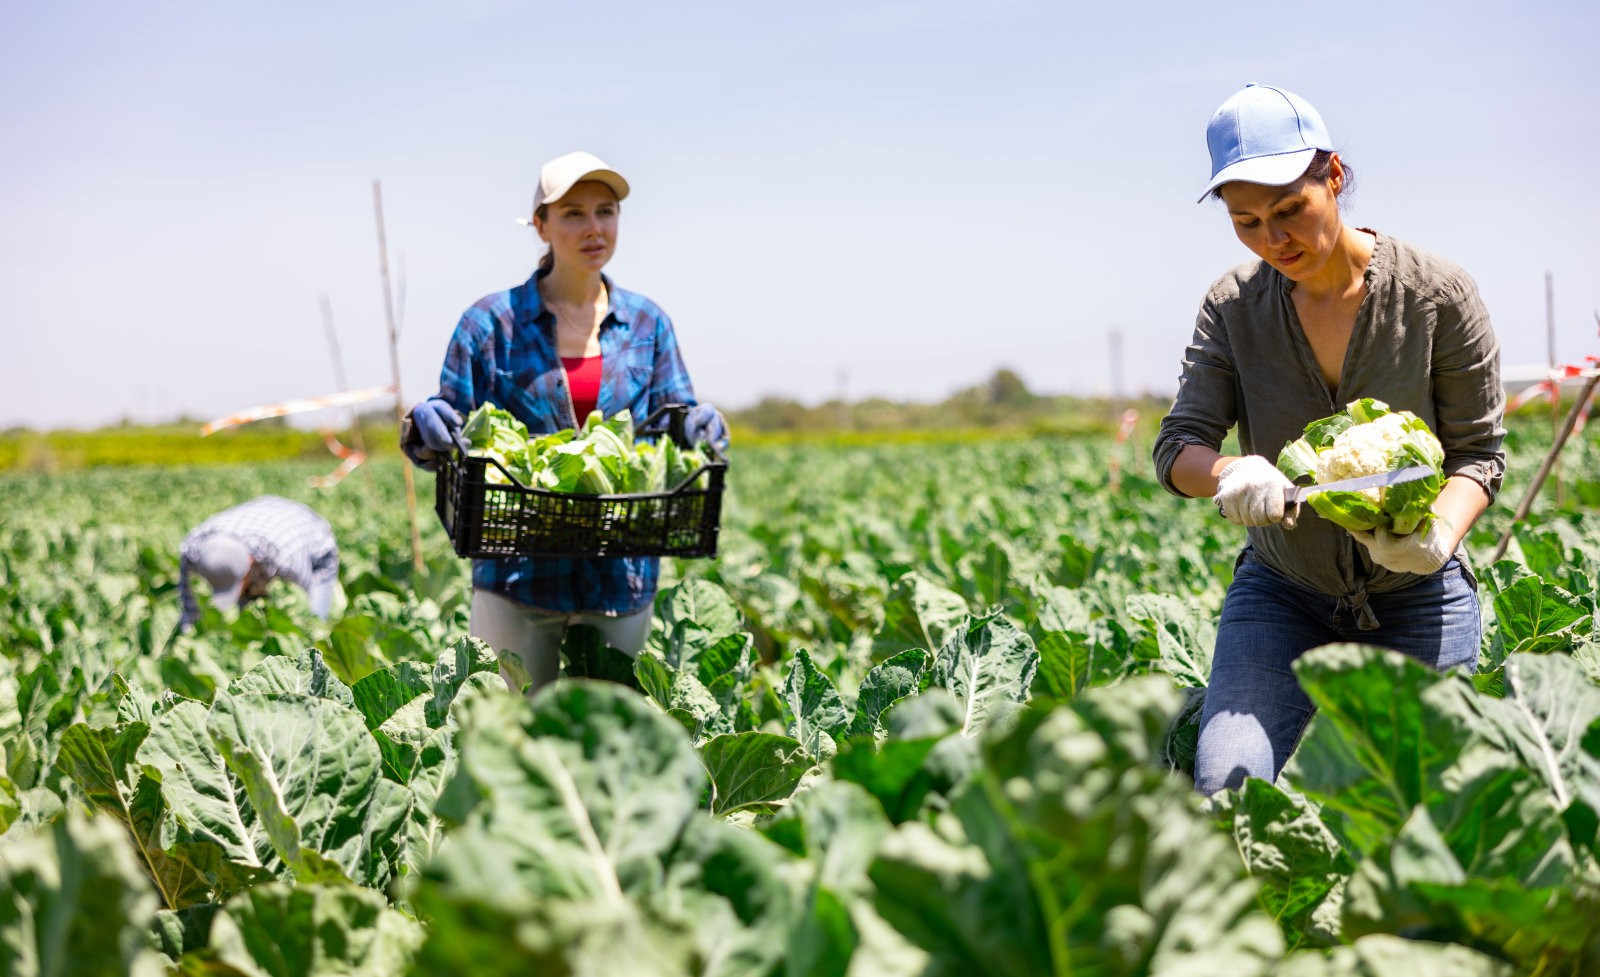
[402,150,728,694]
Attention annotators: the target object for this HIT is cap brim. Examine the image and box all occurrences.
[526,168,631,222]
[1197,148,1317,203]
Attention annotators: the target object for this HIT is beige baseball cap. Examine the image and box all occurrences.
[517,151,630,225]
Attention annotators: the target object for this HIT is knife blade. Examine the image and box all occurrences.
[1285,465,1436,505]
[1280,465,1435,530]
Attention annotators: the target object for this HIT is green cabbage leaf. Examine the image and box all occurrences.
[461,406,706,496]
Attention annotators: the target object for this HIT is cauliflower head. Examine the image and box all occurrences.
[1276,398,1445,535]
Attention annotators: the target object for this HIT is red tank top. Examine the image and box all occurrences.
[561,354,602,424]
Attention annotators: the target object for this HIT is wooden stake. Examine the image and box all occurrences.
[1490,364,1600,564]
[373,180,425,574]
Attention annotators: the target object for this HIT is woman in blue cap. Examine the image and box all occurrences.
[1152,85,1505,795]
[401,150,729,696]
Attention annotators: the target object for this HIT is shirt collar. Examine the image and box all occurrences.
[521,265,632,330]
[1360,228,1393,284]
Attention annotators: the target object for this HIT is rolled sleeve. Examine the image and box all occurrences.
[1431,277,1506,503]
[1153,299,1237,496]
[308,543,340,588]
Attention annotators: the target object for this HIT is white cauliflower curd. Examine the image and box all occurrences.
[1313,412,1413,501]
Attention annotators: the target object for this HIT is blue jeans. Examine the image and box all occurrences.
[1193,548,1480,796]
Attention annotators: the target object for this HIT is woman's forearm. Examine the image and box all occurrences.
[1433,475,1491,551]
[1169,444,1244,499]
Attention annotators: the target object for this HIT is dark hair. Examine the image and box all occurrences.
[533,203,553,272]
[1210,150,1354,204]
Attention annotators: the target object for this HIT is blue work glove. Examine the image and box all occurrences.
[401,397,464,469]
[683,403,730,454]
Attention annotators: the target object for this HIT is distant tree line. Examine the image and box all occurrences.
[728,368,1165,434]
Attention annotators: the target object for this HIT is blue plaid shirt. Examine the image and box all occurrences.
[435,268,698,615]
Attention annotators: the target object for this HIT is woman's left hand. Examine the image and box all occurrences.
[685,404,730,453]
[1350,516,1455,575]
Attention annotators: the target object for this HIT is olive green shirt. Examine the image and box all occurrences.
[1152,231,1505,624]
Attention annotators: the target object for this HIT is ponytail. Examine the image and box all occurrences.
[532,203,553,273]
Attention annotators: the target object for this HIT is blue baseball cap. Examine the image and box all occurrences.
[1198,84,1335,203]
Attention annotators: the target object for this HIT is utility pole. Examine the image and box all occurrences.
[1546,271,1557,369]
[373,180,425,575]
[1109,329,1125,402]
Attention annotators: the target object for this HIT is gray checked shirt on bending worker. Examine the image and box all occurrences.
[179,496,340,627]
[1152,231,1505,627]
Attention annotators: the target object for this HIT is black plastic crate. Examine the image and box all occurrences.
[434,405,726,560]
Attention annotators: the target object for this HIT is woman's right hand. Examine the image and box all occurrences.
[401,398,464,469]
[1213,455,1294,527]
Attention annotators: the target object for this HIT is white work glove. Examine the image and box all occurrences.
[1350,517,1455,575]
[1212,456,1294,527]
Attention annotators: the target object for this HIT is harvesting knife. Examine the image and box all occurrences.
[1280,465,1435,530]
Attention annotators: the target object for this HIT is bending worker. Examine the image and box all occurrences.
[402,150,728,696]
[178,495,340,630]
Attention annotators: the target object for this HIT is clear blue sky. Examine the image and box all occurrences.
[3,0,1596,428]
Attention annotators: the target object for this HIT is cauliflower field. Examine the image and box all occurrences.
[2,422,1599,976]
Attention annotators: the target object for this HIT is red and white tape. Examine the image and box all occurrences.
[200,385,396,436]
[309,451,368,489]
[1506,360,1600,409]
